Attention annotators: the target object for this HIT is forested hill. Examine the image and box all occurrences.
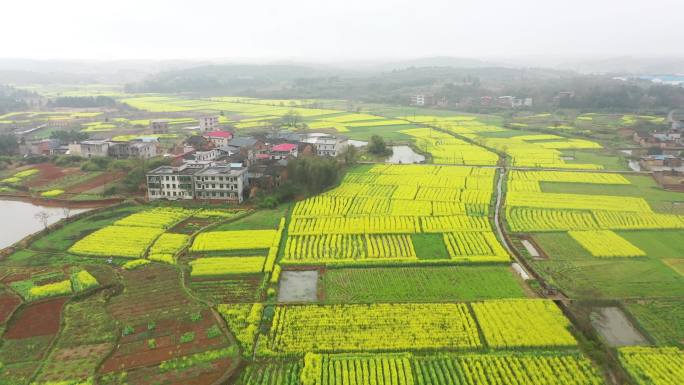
[125,64,684,111]
[123,64,337,94]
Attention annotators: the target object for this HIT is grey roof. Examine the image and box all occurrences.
[195,165,246,176]
[81,140,109,145]
[228,137,258,147]
[148,165,203,176]
[271,132,304,142]
[218,145,240,152]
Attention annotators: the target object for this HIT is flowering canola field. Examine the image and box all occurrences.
[618,347,684,385]
[568,230,646,257]
[69,225,164,258]
[191,230,279,252]
[505,170,684,233]
[284,164,509,265]
[268,303,482,353]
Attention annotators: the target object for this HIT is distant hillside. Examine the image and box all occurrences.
[0,58,204,85]
[124,64,337,93]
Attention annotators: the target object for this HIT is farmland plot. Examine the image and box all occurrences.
[266,303,481,353]
[412,352,604,385]
[100,264,235,382]
[284,164,508,265]
[33,292,117,384]
[619,347,684,385]
[191,229,279,252]
[471,299,578,348]
[68,225,163,258]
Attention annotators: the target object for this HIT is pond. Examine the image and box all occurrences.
[277,270,318,303]
[0,200,88,250]
[386,145,425,164]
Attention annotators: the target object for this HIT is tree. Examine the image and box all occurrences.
[0,134,18,156]
[287,156,339,194]
[61,206,71,219]
[47,96,116,108]
[281,110,302,128]
[186,135,211,150]
[34,211,51,229]
[367,135,392,156]
[338,145,358,165]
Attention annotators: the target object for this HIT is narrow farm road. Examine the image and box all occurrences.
[493,167,569,301]
[493,168,515,258]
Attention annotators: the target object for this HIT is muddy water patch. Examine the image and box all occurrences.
[386,145,425,164]
[590,306,648,347]
[521,240,540,258]
[278,270,318,303]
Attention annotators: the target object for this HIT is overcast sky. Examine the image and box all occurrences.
[2,0,681,61]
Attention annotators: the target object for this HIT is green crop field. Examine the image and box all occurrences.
[322,265,526,303]
[531,232,684,299]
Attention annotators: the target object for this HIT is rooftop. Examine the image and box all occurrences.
[204,131,233,138]
[148,165,204,176]
[271,143,297,151]
[195,164,246,176]
[81,140,110,145]
[228,137,259,147]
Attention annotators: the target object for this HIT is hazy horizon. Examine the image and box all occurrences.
[2,0,682,62]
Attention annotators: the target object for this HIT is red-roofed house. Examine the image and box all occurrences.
[270,143,298,160]
[202,131,233,147]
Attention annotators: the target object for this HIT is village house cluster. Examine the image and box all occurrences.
[145,130,348,203]
[409,93,532,108]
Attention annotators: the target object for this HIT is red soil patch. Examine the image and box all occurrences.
[4,297,68,339]
[65,171,125,194]
[24,163,77,188]
[0,292,22,324]
[101,310,227,373]
[1,272,31,284]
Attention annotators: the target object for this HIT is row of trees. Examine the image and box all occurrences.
[47,96,117,108]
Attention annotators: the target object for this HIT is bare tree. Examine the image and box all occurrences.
[35,211,51,229]
[61,206,71,219]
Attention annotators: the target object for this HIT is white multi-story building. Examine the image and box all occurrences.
[302,133,348,157]
[192,149,222,161]
[146,162,248,203]
[199,116,220,132]
[194,164,248,203]
[410,94,434,106]
[109,140,157,159]
[79,140,110,158]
